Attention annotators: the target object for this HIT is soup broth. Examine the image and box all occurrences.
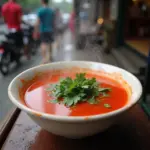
[20,70,128,116]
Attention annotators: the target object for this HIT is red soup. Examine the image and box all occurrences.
[20,70,129,116]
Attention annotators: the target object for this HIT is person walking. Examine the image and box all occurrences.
[2,0,23,48]
[34,0,54,64]
[2,0,22,33]
[2,0,31,60]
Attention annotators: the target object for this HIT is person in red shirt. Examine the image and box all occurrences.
[1,0,23,48]
[2,0,22,30]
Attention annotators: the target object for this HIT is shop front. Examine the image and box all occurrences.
[74,0,150,55]
[119,0,150,57]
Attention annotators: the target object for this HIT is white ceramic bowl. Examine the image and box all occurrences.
[8,61,142,138]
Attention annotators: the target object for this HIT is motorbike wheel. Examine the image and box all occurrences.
[0,53,10,76]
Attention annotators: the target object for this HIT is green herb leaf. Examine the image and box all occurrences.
[50,99,59,104]
[67,99,74,107]
[46,73,111,107]
[104,103,111,108]
[99,88,111,93]
[88,97,99,104]
[102,92,110,98]
[72,96,81,105]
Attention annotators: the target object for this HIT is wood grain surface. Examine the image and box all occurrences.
[1,104,150,150]
[0,108,20,147]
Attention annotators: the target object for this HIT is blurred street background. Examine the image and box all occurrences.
[0,0,150,123]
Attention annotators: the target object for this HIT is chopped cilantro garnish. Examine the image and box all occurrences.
[104,103,111,108]
[47,73,111,107]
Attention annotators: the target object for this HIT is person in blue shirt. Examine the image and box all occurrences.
[34,0,54,64]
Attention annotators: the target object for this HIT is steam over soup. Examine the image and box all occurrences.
[20,70,128,116]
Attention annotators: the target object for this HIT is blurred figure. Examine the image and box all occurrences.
[69,11,75,38]
[55,8,63,50]
[34,0,54,64]
[1,0,23,48]
[1,0,31,60]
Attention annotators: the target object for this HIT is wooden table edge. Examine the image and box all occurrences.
[1,105,150,150]
[0,107,21,148]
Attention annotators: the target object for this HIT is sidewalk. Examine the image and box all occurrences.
[53,30,119,66]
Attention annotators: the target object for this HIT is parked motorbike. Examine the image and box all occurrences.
[0,31,23,75]
[0,23,38,76]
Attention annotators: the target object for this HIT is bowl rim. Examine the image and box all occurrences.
[8,61,142,122]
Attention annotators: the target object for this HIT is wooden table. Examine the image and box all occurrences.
[1,104,150,150]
